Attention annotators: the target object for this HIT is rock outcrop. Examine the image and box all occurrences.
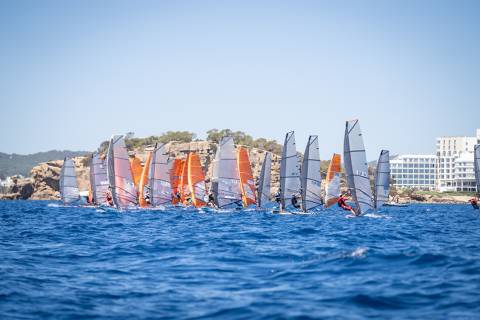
[0,175,34,200]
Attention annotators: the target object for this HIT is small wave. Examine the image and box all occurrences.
[364,213,391,219]
[47,203,60,207]
[350,247,368,258]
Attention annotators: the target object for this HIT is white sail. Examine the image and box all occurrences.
[343,120,373,214]
[149,143,172,206]
[280,131,301,210]
[301,135,322,211]
[475,145,480,196]
[257,152,272,208]
[106,135,138,209]
[90,153,109,205]
[59,158,80,204]
[216,136,243,208]
[374,150,390,209]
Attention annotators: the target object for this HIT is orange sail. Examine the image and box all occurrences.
[129,156,143,189]
[180,154,190,205]
[170,158,183,205]
[187,152,207,208]
[237,146,257,206]
[325,153,342,207]
[138,151,153,207]
[88,183,93,204]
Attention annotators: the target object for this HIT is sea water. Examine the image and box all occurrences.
[1,201,479,319]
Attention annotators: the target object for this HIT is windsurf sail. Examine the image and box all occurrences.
[129,156,143,188]
[210,145,221,206]
[237,146,257,207]
[343,120,373,215]
[324,153,341,207]
[89,153,109,205]
[107,135,138,209]
[170,158,183,205]
[149,143,172,206]
[59,157,80,204]
[257,152,272,208]
[138,151,153,207]
[180,154,190,204]
[280,131,301,210]
[216,136,243,208]
[187,152,207,207]
[301,135,322,211]
[475,145,480,197]
[374,150,390,209]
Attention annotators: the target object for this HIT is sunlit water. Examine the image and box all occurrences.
[1,201,480,319]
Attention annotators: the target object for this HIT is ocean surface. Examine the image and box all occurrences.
[1,201,480,319]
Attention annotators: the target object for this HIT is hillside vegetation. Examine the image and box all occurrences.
[0,150,88,179]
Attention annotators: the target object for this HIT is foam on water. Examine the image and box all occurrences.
[1,201,480,319]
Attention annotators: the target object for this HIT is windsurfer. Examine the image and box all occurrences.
[291,193,301,209]
[207,192,216,208]
[105,191,114,207]
[469,198,479,210]
[338,194,357,215]
[143,186,151,204]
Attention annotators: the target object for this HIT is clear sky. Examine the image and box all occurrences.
[1,0,479,159]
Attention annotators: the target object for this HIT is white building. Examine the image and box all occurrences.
[454,152,476,192]
[436,131,478,192]
[390,155,437,190]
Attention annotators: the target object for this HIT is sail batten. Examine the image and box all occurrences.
[301,135,322,212]
[280,131,301,210]
[343,120,373,215]
[60,157,80,204]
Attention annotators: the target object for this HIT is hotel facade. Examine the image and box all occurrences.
[391,129,479,192]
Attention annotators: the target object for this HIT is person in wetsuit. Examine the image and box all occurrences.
[291,193,301,209]
[470,198,479,210]
[338,194,357,215]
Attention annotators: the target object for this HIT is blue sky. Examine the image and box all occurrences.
[1,0,479,159]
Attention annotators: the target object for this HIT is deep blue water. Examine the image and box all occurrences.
[1,201,480,319]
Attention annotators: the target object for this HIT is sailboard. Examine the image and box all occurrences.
[324,153,341,207]
[301,135,322,212]
[106,135,138,209]
[59,157,80,204]
[237,146,257,207]
[343,120,373,215]
[374,150,390,209]
[280,131,301,211]
[257,152,272,208]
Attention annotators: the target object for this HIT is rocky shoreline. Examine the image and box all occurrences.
[0,141,474,204]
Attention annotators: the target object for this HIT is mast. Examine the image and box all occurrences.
[343,120,373,215]
[374,150,390,209]
[257,152,272,208]
[280,131,301,210]
[301,135,322,212]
